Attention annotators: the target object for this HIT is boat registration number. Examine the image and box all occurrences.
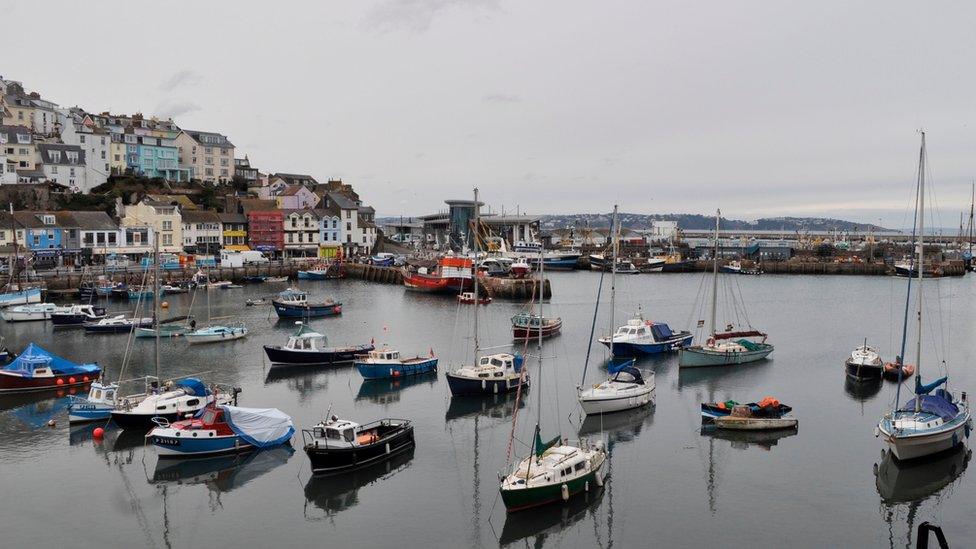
[154,437,181,446]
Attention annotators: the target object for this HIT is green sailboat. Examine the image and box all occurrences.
[678,209,773,368]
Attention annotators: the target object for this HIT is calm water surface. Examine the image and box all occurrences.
[1,272,974,548]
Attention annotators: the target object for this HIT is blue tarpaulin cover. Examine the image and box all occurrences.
[1,343,100,378]
[220,405,294,448]
[650,323,673,341]
[175,378,208,397]
[902,394,960,421]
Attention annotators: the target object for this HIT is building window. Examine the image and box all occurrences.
[80,135,86,143]
[346,222,351,231]
[162,220,172,231]
[162,234,172,246]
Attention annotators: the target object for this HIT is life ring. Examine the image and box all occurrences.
[707,337,716,347]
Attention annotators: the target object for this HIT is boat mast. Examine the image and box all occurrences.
[536,228,544,433]
[968,182,974,256]
[8,203,17,287]
[710,209,720,338]
[472,187,480,362]
[608,205,618,360]
[153,236,161,381]
[914,132,926,413]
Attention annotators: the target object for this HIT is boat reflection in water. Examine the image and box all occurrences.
[356,371,437,406]
[578,405,655,446]
[445,391,526,423]
[303,447,415,518]
[499,483,605,547]
[699,425,798,451]
[151,446,295,492]
[875,445,971,548]
[843,376,882,402]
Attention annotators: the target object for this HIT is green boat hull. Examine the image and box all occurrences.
[135,325,190,338]
[500,460,604,512]
[678,344,773,368]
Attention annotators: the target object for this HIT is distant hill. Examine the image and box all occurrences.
[538,213,893,233]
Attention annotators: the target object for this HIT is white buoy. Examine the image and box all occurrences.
[561,484,569,501]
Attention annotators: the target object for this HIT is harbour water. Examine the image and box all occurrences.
[1,272,974,548]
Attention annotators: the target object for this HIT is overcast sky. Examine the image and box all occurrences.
[6,1,976,227]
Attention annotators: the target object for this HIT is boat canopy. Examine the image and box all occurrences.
[901,392,959,421]
[714,330,765,341]
[607,357,636,374]
[221,405,295,449]
[915,376,948,395]
[174,378,208,397]
[650,323,673,341]
[611,366,645,385]
[2,343,99,378]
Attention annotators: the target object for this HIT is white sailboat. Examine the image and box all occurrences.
[578,205,655,415]
[876,132,971,461]
[185,264,247,344]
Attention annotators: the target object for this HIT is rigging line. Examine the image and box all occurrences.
[580,265,608,385]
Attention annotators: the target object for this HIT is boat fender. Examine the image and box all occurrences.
[482,379,486,390]
[386,443,390,454]
[561,484,569,501]
[585,481,589,492]
[595,470,604,487]
[707,337,715,347]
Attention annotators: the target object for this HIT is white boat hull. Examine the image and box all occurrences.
[185,331,248,344]
[881,420,970,461]
[1,309,54,322]
[579,384,654,415]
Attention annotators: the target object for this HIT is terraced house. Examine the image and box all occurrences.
[181,210,222,254]
[219,212,248,251]
[283,209,321,258]
[114,132,190,181]
[174,129,235,184]
[0,125,36,177]
[119,197,183,253]
[36,144,88,191]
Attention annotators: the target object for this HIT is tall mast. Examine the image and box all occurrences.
[914,133,926,412]
[609,206,619,360]
[536,231,544,431]
[153,236,161,380]
[710,209,720,338]
[968,182,974,255]
[8,204,17,287]
[472,188,480,361]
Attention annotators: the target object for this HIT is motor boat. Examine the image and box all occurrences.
[51,304,106,326]
[1,303,58,322]
[149,403,294,458]
[264,322,373,365]
[355,348,438,380]
[446,353,527,396]
[599,316,693,356]
[511,313,562,340]
[846,341,884,380]
[0,343,100,393]
[68,380,119,422]
[302,414,415,474]
[83,315,154,334]
[272,289,342,318]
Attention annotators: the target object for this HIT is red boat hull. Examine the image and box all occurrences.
[403,274,473,294]
[0,371,99,393]
[512,320,563,340]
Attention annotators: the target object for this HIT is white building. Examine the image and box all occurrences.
[181,210,222,254]
[283,209,321,258]
[0,150,15,184]
[650,220,679,241]
[59,112,110,189]
[36,143,88,191]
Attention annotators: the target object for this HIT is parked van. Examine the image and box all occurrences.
[240,250,269,264]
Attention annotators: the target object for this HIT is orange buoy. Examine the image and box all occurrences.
[93,427,105,439]
[69,377,76,384]
[161,301,169,309]
[82,376,89,382]
[56,378,65,385]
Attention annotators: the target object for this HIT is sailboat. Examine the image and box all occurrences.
[446,188,527,396]
[0,204,41,308]
[500,225,607,510]
[876,132,971,461]
[678,210,773,368]
[185,264,247,344]
[578,205,655,415]
[110,239,233,429]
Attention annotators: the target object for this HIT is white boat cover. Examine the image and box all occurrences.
[220,405,295,448]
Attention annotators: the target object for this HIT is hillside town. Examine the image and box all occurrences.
[0,75,378,268]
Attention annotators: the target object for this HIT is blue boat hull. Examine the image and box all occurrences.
[446,372,525,396]
[602,333,694,357]
[297,271,329,280]
[272,301,342,318]
[151,433,254,457]
[67,403,113,423]
[356,358,438,380]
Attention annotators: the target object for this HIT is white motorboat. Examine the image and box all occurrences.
[111,377,234,430]
[1,303,59,322]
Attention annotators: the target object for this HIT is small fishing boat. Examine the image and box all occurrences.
[845,341,883,380]
[700,397,793,423]
[641,257,667,273]
[161,284,188,295]
[127,287,156,300]
[401,255,474,294]
[79,279,117,300]
[110,285,130,300]
[245,298,269,307]
[446,353,526,396]
[511,312,562,340]
[370,253,396,267]
[479,257,513,277]
[264,322,373,365]
[302,414,415,474]
[721,260,763,275]
[509,259,531,278]
[297,263,341,280]
[111,378,234,430]
[185,323,248,344]
[458,291,491,305]
[1,303,58,322]
[149,403,294,458]
[67,380,119,422]
[0,285,42,307]
[83,315,154,334]
[51,304,106,326]
[578,364,654,415]
[272,289,342,318]
[0,343,101,393]
[355,348,438,380]
[598,315,693,356]
[713,400,797,431]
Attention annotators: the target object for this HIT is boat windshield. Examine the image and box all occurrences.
[343,428,354,442]
[202,408,218,424]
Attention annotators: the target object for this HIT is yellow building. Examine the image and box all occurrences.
[109,136,127,174]
[0,125,36,172]
[119,198,183,253]
[219,213,249,251]
[174,129,235,184]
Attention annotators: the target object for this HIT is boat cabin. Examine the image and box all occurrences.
[366,349,401,362]
[277,289,308,305]
[475,353,518,376]
[4,355,54,378]
[86,382,116,405]
[312,418,361,447]
[285,322,325,351]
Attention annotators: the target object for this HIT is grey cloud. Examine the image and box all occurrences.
[157,70,203,92]
[482,93,521,104]
[364,0,499,32]
[154,99,200,119]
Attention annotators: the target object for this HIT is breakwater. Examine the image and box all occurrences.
[343,263,551,300]
[38,263,300,292]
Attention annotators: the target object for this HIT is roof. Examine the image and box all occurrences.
[181,129,234,149]
[358,216,376,229]
[358,205,376,215]
[0,125,33,143]
[271,173,318,186]
[240,198,278,213]
[12,211,70,229]
[218,212,247,224]
[318,202,341,218]
[181,210,221,224]
[67,211,118,231]
[37,144,85,165]
[281,208,321,219]
[326,192,358,210]
[280,185,310,197]
[146,194,197,210]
